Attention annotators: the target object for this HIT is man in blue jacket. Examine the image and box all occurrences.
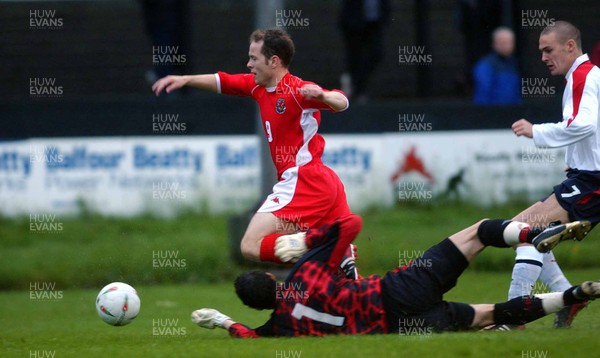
[473,27,521,105]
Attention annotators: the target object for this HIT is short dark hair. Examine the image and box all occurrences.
[541,20,582,50]
[234,271,276,310]
[249,28,295,67]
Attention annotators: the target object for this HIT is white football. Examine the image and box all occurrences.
[95,282,141,326]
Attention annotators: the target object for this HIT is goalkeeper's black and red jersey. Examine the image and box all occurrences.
[227,215,389,338]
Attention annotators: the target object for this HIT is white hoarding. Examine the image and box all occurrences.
[0,131,567,217]
[383,130,565,205]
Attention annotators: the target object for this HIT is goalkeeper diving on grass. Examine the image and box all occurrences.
[191,215,597,337]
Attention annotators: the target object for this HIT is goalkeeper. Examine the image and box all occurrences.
[191,215,597,337]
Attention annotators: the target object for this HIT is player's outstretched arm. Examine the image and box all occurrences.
[191,308,260,338]
[152,74,218,96]
[300,84,349,112]
[191,308,232,329]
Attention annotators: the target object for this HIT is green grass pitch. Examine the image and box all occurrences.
[2,271,600,358]
[2,203,599,357]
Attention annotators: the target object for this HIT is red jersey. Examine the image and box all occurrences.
[215,72,348,179]
[227,215,389,338]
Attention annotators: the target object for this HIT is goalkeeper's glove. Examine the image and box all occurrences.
[191,308,231,329]
[274,232,307,263]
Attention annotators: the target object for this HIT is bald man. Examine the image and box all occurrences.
[473,27,521,104]
[492,21,600,330]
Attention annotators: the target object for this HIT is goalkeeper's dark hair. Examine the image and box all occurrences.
[234,271,276,310]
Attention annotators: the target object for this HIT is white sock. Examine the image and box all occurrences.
[508,246,544,299]
[503,221,529,246]
[535,292,565,314]
[539,251,571,292]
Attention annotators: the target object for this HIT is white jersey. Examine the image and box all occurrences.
[532,54,600,171]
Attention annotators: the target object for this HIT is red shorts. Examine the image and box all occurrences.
[257,163,351,231]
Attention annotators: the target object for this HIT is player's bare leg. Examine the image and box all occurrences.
[241,213,360,280]
[447,220,486,263]
[512,194,570,225]
[240,212,297,262]
[446,218,537,263]
[469,304,495,328]
[509,194,587,328]
[272,216,361,279]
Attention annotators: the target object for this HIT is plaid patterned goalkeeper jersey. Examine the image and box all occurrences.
[227,215,389,337]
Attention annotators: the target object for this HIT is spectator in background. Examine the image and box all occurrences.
[141,0,191,86]
[473,27,521,105]
[339,0,390,104]
[455,0,505,96]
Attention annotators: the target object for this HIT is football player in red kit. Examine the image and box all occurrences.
[152,28,357,276]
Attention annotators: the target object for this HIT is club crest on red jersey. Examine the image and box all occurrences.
[275,98,286,114]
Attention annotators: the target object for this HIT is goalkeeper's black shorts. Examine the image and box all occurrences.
[380,238,475,333]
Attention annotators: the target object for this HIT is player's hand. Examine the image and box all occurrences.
[191,308,231,329]
[152,75,189,96]
[275,232,307,263]
[299,84,324,101]
[512,119,533,138]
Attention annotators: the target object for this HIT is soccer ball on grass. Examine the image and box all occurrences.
[95,282,141,326]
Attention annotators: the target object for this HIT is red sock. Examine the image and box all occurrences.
[259,234,284,264]
[519,227,530,243]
